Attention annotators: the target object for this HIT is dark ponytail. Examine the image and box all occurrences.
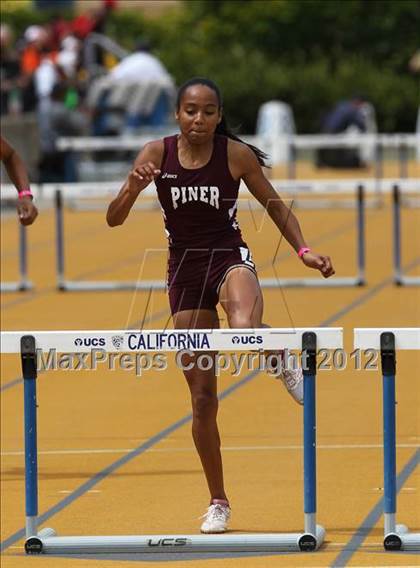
[177,77,269,168]
[215,115,269,167]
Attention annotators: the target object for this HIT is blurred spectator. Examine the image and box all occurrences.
[34,56,59,100]
[408,50,420,74]
[72,0,117,39]
[321,96,368,135]
[38,83,87,183]
[0,24,21,114]
[56,34,81,80]
[108,40,170,83]
[29,29,82,103]
[317,95,372,168]
[19,24,55,111]
[88,40,175,135]
[21,25,50,75]
[72,0,118,78]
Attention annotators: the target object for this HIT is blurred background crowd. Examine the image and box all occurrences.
[1,0,419,183]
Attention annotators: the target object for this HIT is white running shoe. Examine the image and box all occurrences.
[279,366,304,405]
[200,500,231,534]
[266,349,304,405]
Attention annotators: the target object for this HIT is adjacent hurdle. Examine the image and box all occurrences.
[354,327,420,551]
[285,133,419,187]
[0,222,32,292]
[54,180,366,290]
[263,183,366,287]
[392,184,420,286]
[54,186,169,291]
[0,327,343,554]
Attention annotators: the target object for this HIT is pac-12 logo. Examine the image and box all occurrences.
[231,335,263,345]
[74,337,105,347]
[111,335,124,349]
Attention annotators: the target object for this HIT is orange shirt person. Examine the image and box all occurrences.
[1,136,38,225]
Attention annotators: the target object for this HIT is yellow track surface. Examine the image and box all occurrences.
[1,172,419,567]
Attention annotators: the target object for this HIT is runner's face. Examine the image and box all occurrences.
[176,85,222,144]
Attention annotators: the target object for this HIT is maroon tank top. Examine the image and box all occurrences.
[155,134,245,254]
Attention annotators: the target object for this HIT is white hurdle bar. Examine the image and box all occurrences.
[57,133,420,185]
[354,328,420,551]
[392,185,420,286]
[1,327,343,554]
[0,222,33,293]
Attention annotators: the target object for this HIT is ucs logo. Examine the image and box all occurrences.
[231,335,263,345]
[147,538,188,547]
[74,337,105,347]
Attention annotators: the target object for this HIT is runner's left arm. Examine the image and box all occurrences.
[238,144,334,278]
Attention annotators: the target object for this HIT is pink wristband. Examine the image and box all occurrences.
[18,189,33,200]
[298,247,311,258]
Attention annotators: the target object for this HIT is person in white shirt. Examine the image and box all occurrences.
[88,41,175,135]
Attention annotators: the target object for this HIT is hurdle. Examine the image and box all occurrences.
[263,183,366,287]
[392,184,420,286]
[54,186,167,291]
[0,327,343,554]
[354,328,420,551]
[54,180,367,290]
[286,133,419,185]
[0,222,33,292]
[58,133,419,188]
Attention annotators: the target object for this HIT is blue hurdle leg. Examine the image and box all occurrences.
[21,336,38,538]
[382,372,397,534]
[304,372,316,522]
[302,332,317,540]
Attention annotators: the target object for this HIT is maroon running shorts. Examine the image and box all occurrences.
[167,245,257,314]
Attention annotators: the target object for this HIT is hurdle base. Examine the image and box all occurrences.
[58,280,166,292]
[394,276,420,287]
[1,280,33,292]
[259,277,365,288]
[384,525,420,551]
[25,525,325,554]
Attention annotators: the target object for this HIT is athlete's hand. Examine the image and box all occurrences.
[301,251,335,278]
[128,162,161,193]
[17,198,38,226]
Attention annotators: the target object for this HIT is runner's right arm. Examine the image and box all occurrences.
[106,140,163,226]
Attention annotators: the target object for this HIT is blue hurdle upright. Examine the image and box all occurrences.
[0,327,344,554]
[0,223,33,292]
[392,184,420,286]
[354,328,420,551]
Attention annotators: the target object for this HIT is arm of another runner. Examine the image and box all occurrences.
[106,140,163,227]
[0,136,38,226]
[233,142,334,278]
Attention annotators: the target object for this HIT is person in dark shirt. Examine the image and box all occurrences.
[317,95,368,168]
[0,24,21,115]
[38,82,86,183]
[322,96,367,134]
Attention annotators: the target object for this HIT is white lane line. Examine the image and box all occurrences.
[2,443,419,456]
[58,489,102,494]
